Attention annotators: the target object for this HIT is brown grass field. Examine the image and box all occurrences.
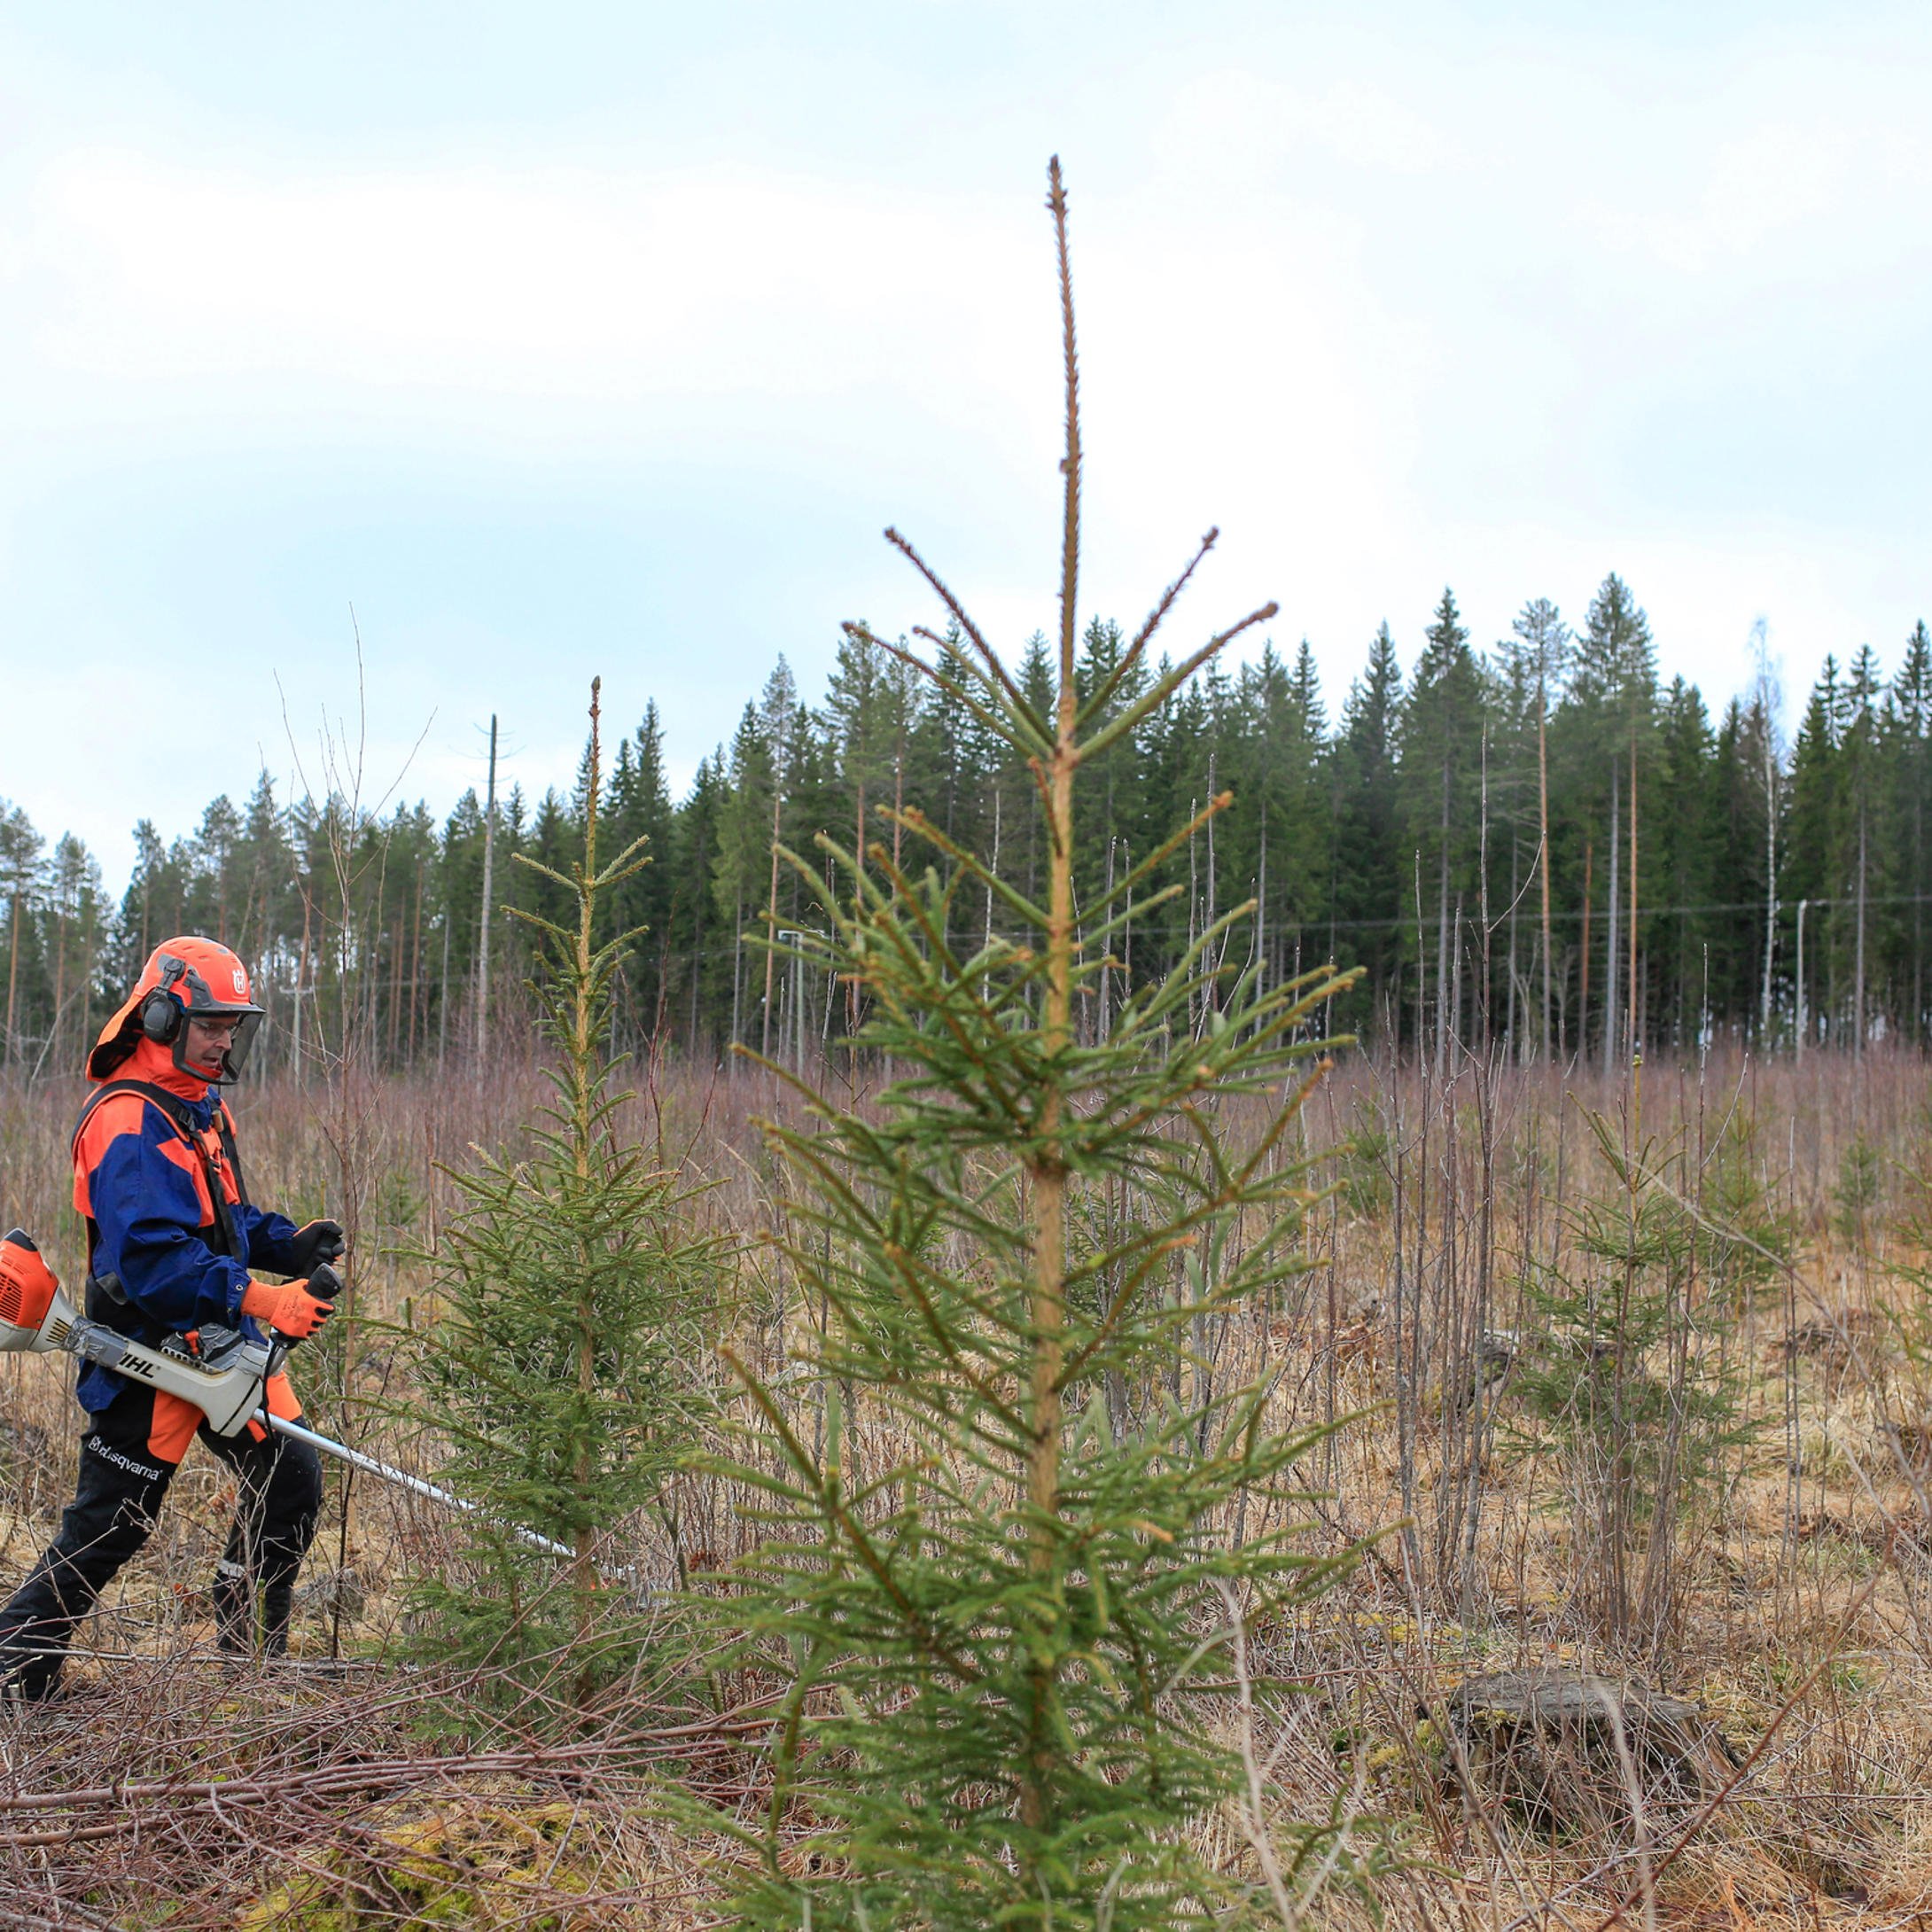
[0,1044,1929,1928]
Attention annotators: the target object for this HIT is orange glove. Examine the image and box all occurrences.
[241,1277,333,1340]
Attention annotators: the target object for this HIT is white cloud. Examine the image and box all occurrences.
[1583,118,1932,279]
[28,152,1042,404]
[17,143,1425,616]
[1155,69,1455,182]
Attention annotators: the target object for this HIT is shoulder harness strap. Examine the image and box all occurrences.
[71,1079,243,1260]
[215,1099,251,1209]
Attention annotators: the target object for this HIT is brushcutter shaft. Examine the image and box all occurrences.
[258,1411,577,1562]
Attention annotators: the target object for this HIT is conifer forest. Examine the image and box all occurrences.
[4,161,1932,1932]
[4,585,1931,1080]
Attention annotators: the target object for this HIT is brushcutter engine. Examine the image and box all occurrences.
[0,1227,281,1437]
[0,1228,68,1351]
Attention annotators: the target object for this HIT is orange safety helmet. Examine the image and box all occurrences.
[88,938,266,1085]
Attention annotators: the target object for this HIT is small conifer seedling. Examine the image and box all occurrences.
[713,160,1364,1928]
[411,680,722,1710]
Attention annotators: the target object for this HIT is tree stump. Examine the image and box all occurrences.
[1442,1668,1738,1833]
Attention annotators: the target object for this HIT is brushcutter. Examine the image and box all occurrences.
[0,1228,575,1564]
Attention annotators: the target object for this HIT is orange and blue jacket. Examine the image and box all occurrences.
[70,1036,303,1413]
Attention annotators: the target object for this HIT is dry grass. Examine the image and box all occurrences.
[0,1043,1928,1926]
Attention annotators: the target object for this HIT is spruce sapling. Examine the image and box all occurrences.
[712,160,1364,1928]
[410,680,721,1707]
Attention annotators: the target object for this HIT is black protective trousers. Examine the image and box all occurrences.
[0,1384,323,1697]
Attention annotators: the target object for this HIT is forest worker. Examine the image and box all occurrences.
[0,937,343,1701]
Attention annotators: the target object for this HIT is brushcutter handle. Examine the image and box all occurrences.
[281,1261,339,1350]
[246,1263,340,1347]
[285,1219,346,1277]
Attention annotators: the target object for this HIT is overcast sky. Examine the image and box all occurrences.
[4,3,1928,890]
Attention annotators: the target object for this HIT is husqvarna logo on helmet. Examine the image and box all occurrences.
[232,966,247,996]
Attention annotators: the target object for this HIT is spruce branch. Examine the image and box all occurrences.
[1076,607,1280,766]
[719,1345,979,1682]
[1075,526,1220,730]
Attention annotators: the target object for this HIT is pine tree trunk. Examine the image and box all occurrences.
[730,890,744,1048]
[51,899,66,1075]
[1255,815,1267,991]
[1761,704,1778,1042]
[762,782,783,1057]
[1604,763,1620,1079]
[1507,834,1519,1060]
[893,731,904,872]
[294,888,312,1084]
[1627,727,1639,1067]
[4,889,19,1069]
[1188,805,1199,1037]
[436,901,450,1077]
[479,714,498,1062]
[1204,752,1218,1016]
[388,907,403,1064]
[409,876,423,1065]
[1580,841,1593,1063]
[1855,799,1867,1063]
[1100,837,1115,1038]
[985,786,1000,968]
[1436,757,1451,1080]
[850,779,867,1035]
[1539,680,1553,1063]
[689,826,707,1054]
[1479,727,1491,1055]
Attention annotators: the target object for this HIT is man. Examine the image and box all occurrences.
[0,937,343,1698]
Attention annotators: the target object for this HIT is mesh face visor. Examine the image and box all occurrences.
[188,1007,264,1083]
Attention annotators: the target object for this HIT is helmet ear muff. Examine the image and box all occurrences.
[138,987,182,1044]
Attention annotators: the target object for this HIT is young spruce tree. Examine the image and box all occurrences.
[715,161,1361,1928]
[412,680,720,1706]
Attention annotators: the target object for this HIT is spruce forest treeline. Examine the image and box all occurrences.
[4,575,1929,1078]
